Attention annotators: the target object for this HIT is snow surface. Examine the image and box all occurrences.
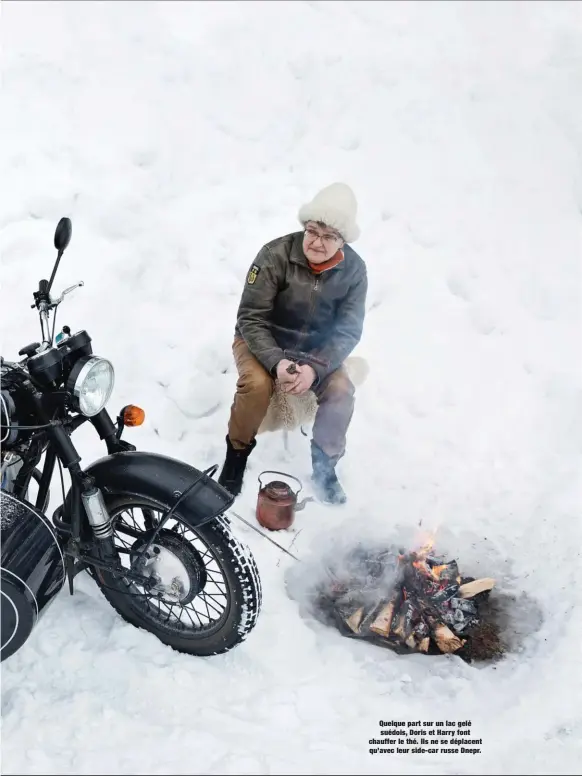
[1,0,581,773]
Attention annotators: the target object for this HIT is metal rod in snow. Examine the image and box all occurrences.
[228,509,302,562]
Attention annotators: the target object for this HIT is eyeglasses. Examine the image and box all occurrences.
[304,226,342,246]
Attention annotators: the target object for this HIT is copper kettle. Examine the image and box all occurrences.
[256,471,309,531]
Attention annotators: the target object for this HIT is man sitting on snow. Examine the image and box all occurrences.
[217,182,368,505]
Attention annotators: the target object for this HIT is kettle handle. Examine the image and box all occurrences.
[257,470,303,496]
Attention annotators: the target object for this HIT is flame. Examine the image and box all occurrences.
[415,531,437,558]
[408,528,446,582]
[412,558,437,580]
[397,522,464,589]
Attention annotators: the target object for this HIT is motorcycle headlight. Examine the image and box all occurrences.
[66,356,115,417]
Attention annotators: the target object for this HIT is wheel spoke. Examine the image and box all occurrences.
[115,523,144,540]
[205,576,227,593]
[202,590,228,607]
[198,592,224,617]
[183,605,200,628]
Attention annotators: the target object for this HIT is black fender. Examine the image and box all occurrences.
[66,451,235,528]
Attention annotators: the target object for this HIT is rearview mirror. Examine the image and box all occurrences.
[54,217,72,254]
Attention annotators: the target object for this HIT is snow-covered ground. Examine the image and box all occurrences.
[1,0,581,773]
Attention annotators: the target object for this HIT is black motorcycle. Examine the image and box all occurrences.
[1,217,262,662]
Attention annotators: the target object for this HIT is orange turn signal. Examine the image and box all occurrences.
[122,405,145,427]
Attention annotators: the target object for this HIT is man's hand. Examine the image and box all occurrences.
[276,359,300,392]
[287,363,316,396]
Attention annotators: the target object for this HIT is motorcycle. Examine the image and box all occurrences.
[1,217,262,662]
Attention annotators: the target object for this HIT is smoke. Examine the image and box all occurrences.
[283,516,426,625]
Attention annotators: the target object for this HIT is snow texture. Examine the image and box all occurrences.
[1,0,581,773]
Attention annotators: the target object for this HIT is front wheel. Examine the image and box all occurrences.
[90,493,262,656]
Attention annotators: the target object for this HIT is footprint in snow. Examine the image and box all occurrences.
[446,272,472,302]
[133,150,156,169]
[469,307,497,336]
[341,136,360,151]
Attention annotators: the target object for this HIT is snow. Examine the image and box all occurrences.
[1,0,581,773]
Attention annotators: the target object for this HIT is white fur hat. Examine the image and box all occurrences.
[298,182,360,243]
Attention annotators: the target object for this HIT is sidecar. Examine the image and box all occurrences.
[1,490,66,661]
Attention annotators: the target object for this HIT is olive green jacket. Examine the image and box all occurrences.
[234,231,367,384]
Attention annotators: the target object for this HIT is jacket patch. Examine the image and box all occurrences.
[247,264,261,284]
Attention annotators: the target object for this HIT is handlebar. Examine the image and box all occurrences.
[32,280,83,310]
[28,278,84,352]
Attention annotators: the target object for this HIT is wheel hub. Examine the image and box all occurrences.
[131,530,206,605]
[145,545,189,602]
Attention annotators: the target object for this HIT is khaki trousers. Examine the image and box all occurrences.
[227,337,355,459]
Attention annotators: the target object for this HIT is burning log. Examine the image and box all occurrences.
[431,584,460,606]
[323,541,495,658]
[433,624,465,653]
[369,591,400,637]
[344,607,365,634]
[428,619,466,653]
[333,593,367,634]
[391,599,420,642]
[458,578,496,598]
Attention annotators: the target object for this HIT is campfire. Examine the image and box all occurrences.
[316,537,500,660]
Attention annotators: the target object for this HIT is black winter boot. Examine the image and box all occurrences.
[311,442,347,505]
[217,436,256,497]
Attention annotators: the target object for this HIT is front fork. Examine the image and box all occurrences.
[70,464,114,542]
[17,384,151,594]
[79,409,137,542]
[53,440,118,588]
[24,384,125,548]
